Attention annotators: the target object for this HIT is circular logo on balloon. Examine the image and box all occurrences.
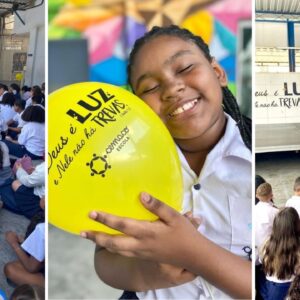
[48,82,183,235]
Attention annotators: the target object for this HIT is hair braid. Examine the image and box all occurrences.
[222,87,252,151]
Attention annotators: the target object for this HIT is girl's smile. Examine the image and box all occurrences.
[131,35,227,150]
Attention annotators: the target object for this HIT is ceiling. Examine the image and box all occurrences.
[256,0,300,21]
[0,0,37,18]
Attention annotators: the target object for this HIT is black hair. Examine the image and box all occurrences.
[32,95,43,105]
[9,284,44,300]
[22,85,31,92]
[0,83,8,91]
[127,25,251,151]
[31,85,43,97]
[1,92,15,106]
[10,83,20,93]
[14,98,26,110]
[21,105,45,123]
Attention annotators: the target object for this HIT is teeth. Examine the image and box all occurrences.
[170,99,198,116]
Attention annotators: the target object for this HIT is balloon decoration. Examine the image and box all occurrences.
[48,82,183,235]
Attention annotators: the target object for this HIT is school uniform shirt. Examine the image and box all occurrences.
[18,122,45,156]
[285,196,300,218]
[13,111,26,128]
[137,114,252,300]
[0,104,16,123]
[255,201,278,249]
[0,141,13,185]
[16,162,45,198]
[25,97,32,108]
[21,223,45,262]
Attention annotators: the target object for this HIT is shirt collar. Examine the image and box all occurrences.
[176,113,252,178]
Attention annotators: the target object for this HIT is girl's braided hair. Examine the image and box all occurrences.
[127,25,252,151]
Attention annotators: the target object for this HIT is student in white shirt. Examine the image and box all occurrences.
[80,25,252,299]
[4,222,45,287]
[0,83,8,101]
[285,177,300,218]
[7,98,26,140]
[5,105,45,159]
[0,93,17,124]
[255,182,279,250]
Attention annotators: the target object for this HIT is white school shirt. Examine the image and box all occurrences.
[18,122,45,156]
[0,141,11,167]
[285,196,300,218]
[255,201,278,249]
[13,110,26,128]
[21,223,45,262]
[16,162,45,198]
[0,104,16,123]
[137,114,252,300]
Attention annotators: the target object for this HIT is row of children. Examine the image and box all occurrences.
[0,83,45,160]
[0,82,45,298]
[255,176,300,300]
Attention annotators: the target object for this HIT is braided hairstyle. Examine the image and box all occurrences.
[127,25,252,151]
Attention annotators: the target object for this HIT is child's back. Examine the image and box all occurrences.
[285,177,300,218]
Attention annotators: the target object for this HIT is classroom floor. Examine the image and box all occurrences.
[0,209,29,297]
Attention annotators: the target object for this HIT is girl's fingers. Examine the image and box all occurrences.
[81,231,140,255]
[140,192,180,224]
[88,211,146,237]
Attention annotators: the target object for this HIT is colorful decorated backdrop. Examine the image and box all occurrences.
[49,0,251,94]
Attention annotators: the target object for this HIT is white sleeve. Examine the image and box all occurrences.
[16,162,45,187]
[17,124,29,145]
[21,223,45,262]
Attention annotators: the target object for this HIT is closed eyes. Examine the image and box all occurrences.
[177,64,193,74]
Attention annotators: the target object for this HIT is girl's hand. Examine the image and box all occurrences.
[15,162,22,170]
[82,192,201,267]
[5,136,12,141]
[5,231,21,249]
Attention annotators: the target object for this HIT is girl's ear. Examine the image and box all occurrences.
[211,59,228,87]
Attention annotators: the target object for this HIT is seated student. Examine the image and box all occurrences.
[285,177,300,218]
[0,93,17,125]
[31,95,45,109]
[25,86,44,108]
[0,141,14,186]
[21,86,31,101]
[10,284,44,300]
[259,207,300,300]
[4,222,45,288]
[4,105,45,160]
[255,182,279,250]
[9,83,21,100]
[7,99,26,140]
[0,83,8,101]
[0,161,45,219]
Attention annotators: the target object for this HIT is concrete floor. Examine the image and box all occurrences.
[256,151,300,207]
[48,225,122,299]
[0,209,29,297]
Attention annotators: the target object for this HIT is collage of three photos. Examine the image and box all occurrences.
[0,0,300,299]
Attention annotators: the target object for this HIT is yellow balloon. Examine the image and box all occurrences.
[48,82,183,235]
